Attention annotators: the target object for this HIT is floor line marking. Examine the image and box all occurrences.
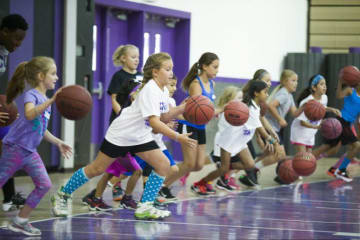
[256,217,360,225]
[316,206,360,210]
[334,232,360,237]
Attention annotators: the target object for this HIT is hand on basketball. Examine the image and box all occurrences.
[51,87,64,102]
[178,132,197,148]
[58,141,73,159]
[279,119,287,128]
[0,111,10,124]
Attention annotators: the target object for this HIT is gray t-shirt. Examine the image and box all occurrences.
[0,45,9,77]
[4,89,51,152]
[266,87,295,132]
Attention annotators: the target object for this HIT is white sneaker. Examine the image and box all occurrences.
[51,187,71,217]
[2,201,17,212]
[335,169,353,182]
[8,218,41,236]
[134,202,171,220]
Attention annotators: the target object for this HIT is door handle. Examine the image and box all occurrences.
[92,82,103,100]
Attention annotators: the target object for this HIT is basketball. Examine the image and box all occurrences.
[55,85,93,120]
[224,100,249,126]
[0,95,18,127]
[320,118,342,139]
[277,158,299,184]
[304,99,326,121]
[292,152,317,176]
[339,65,360,87]
[184,95,214,125]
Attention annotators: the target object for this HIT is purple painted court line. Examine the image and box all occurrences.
[1,178,360,239]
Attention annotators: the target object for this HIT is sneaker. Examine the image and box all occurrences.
[112,184,124,201]
[2,201,17,212]
[239,175,255,187]
[154,197,168,209]
[247,169,259,186]
[82,189,96,206]
[215,178,234,192]
[158,187,177,202]
[88,197,112,211]
[135,202,171,220]
[190,182,208,196]
[335,169,353,182]
[8,218,41,236]
[205,182,216,194]
[228,177,241,190]
[11,192,26,207]
[274,175,288,185]
[120,195,137,210]
[179,173,189,186]
[51,187,71,217]
[327,167,336,177]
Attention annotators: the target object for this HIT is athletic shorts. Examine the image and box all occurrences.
[136,149,176,177]
[177,123,206,145]
[100,139,159,158]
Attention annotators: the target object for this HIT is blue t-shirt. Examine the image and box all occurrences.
[341,88,360,123]
[4,89,51,152]
[179,76,215,129]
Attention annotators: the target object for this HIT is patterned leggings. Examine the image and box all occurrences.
[0,143,52,208]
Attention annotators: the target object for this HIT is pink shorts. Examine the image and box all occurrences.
[105,152,141,177]
[291,141,313,149]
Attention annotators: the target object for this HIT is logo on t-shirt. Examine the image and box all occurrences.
[32,109,51,136]
[243,128,251,136]
[160,102,167,112]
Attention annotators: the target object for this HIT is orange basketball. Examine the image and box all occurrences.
[320,118,342,139]
[292,152,317,176]
[304,99,325,121]
[55,85,93,120]
[0,95,18,126]
[184,95,214,125]
[339,65,360,87]
[224,100,249,126]
[277,158,299,184]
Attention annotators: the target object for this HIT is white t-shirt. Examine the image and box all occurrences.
[152,97,176,151]
[290,94,327,146]
[105,80,170,146]
[0,45,9,77]
[217,100,262,156]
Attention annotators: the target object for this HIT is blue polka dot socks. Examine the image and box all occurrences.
[140,170,165,203]
[62,168,89,195]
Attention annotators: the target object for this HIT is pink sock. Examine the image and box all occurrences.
[333,153,346,169]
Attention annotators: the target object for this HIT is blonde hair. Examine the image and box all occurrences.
[6,56,55,103]
[217,86,240,108]
[267,69,296,103]
[112,44,138,67]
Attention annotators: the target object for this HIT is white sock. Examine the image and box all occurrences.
[255,161,264,169]
[15,215,28,224]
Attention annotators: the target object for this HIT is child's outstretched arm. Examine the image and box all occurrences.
[336,78,352,99]
[268,99,287,127]
[43,130,73,159]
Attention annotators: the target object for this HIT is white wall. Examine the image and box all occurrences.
[127,0,307,81]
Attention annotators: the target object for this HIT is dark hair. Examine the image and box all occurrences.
[297,74,324,106]
[0,14,28,31]
[242,80,268,106]
[182,52,218,91]
[242,69,269,96]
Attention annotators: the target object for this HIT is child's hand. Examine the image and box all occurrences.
[255,132,266,151]
[50,87,64,103]
[279,119,287,128]
[167,120,178,130]
[177,132,197,148]
[58,141,73,159]
[331,108,342,117]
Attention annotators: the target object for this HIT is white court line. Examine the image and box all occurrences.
[316,206,360,211]
[334,232,360,237]
[257,217,359,225]
[74,216,338,234]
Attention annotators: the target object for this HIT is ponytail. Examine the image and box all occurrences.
[6,62,27,103]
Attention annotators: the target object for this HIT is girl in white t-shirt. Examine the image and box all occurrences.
[51,52,196,220]
[290,74,341,152]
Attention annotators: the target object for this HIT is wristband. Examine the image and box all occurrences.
[267,137,275,144]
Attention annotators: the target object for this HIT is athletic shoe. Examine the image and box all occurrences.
[82,189,96,206]
[205,182,216,194]
[11,192,26,207]
[228,177,241,190]
[2,201,17,212]
[135,202,171,220]
[190,182,208,195]
[215,177,234,192]
[88,197,112,211]
[239,175,256,187]
[158,187,177,202]
[120,195,137,210]
[327,167,336,177]
[112,183,124,201]
[179,173,189,186]
[154,197,168,209]
[335,169,353,182]
[273,175,288,185]
[8,218,41,236]
[51,186,71,217]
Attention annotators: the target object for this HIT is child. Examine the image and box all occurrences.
[51,52,196,220]
[316,75,360,182]
[0,57,72,236]
[195,81,274,192]
[159,52,220,197]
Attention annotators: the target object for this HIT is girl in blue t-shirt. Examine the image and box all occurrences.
[0,56,72,236]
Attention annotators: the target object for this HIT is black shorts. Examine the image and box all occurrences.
[177,123,206,145]
[323,116,358,147]
[100,139,159,158]
[211,153,241,164]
